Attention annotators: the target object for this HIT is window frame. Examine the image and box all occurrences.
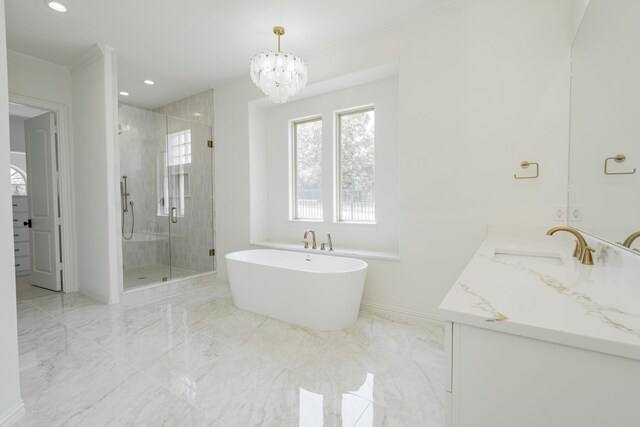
[334,105,376,224]
[290,115,324,221]
[10,165,27,196]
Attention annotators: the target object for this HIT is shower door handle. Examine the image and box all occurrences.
[171,207,178,224]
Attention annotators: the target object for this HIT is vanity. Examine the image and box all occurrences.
[439,3,640,424]
[439,228,640,426]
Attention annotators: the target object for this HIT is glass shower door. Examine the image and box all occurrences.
[166,116,215,280]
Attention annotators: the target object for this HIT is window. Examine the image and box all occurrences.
[157,130,191,216]
[10,166,27,196]
[168,129,191,166]
[292,117,323,220]
[289,108,376,223]
[337,107,375,222]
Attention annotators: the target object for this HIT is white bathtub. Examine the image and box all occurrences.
[225,249,368,330]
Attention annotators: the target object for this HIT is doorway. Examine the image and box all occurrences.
[9,98,74,300]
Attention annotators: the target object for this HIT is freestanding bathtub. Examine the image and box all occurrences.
[225,249,368,330]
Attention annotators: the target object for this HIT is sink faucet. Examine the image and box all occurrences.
[622,231,640,249]
[303,229,317,249]
[546,226,594,265]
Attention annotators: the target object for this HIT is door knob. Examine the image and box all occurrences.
[23,219,32,228]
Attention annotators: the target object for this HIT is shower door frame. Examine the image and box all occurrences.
[119,111,216,293]
[165,115,216,281]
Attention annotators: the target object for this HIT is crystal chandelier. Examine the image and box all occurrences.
[250,26,308,103]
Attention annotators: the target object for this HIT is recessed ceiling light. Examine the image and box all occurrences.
[46,1,67,13]
[143,80,155,86]
[119,91,130,96]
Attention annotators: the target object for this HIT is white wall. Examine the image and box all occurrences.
[574,0,591,36]
[0,0,24,423]
[215,0,573,318]
[260,77,399,252]
[9,116,25,152]
[71,46,120,303]
[7,50,72,108]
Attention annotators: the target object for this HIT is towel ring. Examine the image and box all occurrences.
[604,154,636,175]
[514,161,539,179]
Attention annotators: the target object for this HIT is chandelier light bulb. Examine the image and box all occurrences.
[250,26,308,103]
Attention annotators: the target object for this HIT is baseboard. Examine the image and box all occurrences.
[79,287,119,305]
[0,400,25,427]
[360,301,444,326]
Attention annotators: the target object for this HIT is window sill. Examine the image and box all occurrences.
[250,241,400,262]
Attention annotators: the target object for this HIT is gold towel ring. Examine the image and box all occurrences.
[514,161,539,179]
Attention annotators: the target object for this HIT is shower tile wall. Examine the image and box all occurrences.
[154,89,214,127]
[119,105,170,270]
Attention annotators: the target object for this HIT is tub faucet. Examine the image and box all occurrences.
[303,229,317,249]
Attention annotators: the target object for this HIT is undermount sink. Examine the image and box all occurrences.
[492,248,564,266]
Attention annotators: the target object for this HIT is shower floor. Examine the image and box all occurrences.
[123,264,197,290]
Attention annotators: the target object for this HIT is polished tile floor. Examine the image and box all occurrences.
[16,276,445,426]
[15,276,58,301]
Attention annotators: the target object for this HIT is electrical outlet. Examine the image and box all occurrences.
[569,206,583,221]
[553,205,566,221]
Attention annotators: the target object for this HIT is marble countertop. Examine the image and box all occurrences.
[438,229,640,360]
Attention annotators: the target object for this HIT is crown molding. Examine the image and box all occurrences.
[7,50,69,75]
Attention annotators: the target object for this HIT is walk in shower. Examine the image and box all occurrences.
[118,91,215,290]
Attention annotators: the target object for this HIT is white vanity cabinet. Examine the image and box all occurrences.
[440,234,640,427]
[444,322,640,427]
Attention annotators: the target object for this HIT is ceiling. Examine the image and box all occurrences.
[6,0,457,109]
[9,102,47,118]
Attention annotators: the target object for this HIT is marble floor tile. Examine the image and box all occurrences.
[15,275,58,301]
[354,402,430,427]
[190,296,269,348]
[15,275,445,426]
[28,292,103,318]
[57,372,216,427]
[239,318,338,369]
[141,330,232,402]
[19,336,138,426]
[345,310,444,358]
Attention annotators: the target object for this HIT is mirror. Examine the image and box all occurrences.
[569,0,640,252]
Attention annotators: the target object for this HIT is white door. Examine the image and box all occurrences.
[25,112,61,291]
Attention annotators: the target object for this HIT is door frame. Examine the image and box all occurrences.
[10,94,77,293]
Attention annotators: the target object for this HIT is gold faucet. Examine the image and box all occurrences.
[303,229,317,249]
[546,226,594,265]
[622,231,640,249]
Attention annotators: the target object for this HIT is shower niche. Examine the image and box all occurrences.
[118,90,215,290]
